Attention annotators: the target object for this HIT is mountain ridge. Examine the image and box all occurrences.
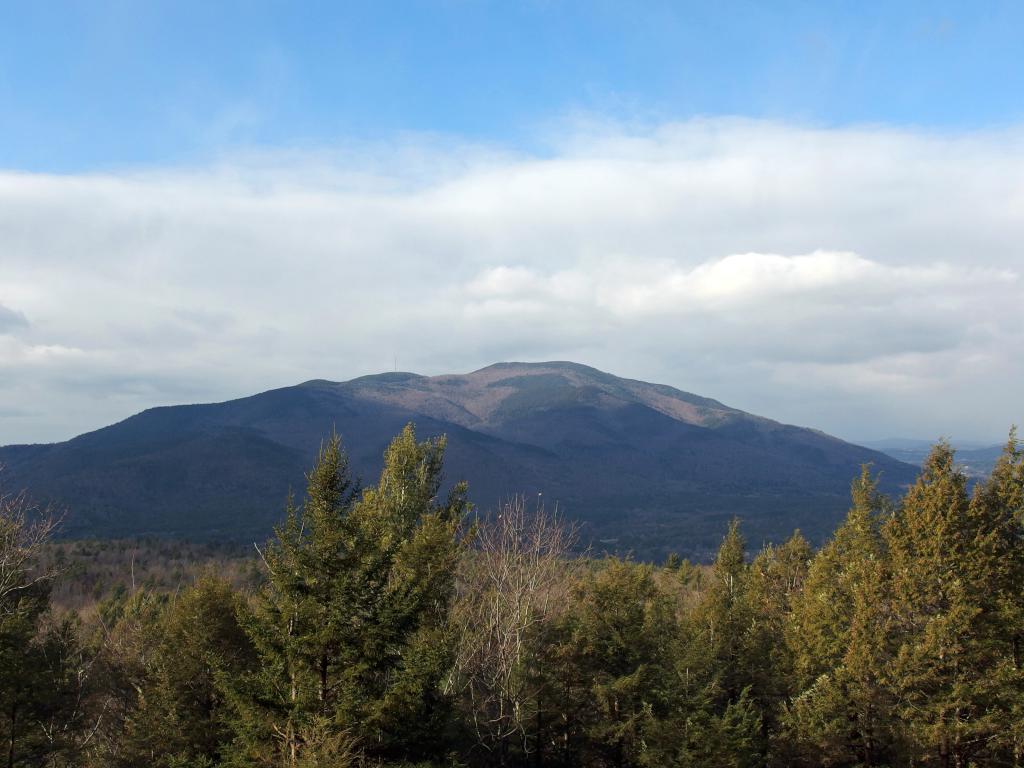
[0,361,918,559]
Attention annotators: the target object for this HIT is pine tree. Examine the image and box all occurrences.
[0,584,51,768]
[0,492,81,768]
[679,519,767,764]
[557,558,680,768]
[226,424,470,767]
[224,433,359,766]
[87,587,170,768]
[745,531,810,747]
[884,442,1006,766]
[119,575,254,767]
[783,467,897,766]
[965,429,1024,763]
[689,520,753,705]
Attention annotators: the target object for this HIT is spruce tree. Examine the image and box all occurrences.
[226,432,357,767]
[965,430,1024,763]
[745,531,810,747]
[0,581,52,768]
[884,442,1005,766]
[783,467,897,766]
[0,493,82,768]
[679,519,766,764]
[226,424,469,767]
[87,587,171,768]
[119,575,254,767]
[689,519,754,705]
[557,559,680,768]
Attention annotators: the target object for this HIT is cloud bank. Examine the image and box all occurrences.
[1,119,1021,443]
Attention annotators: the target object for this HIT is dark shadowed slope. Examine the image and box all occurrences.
[0,362,917,559]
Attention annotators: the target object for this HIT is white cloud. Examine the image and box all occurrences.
[463,252,1017,319]
[0,119,1022,444]
[0,337,84,365]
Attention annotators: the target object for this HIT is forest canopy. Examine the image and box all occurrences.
[1,424,1022,767]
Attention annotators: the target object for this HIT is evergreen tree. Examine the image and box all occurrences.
[557,559,680,768]
[783,467,897,766]
[226,425,470,767]
[676,687,763,768]
[0,492,82,768]
[225,433,359,766]
[0,573,52,768]
[965,430,1024,763]
[884,443,1006,766]
[688,520,753,704]
[86,587,170,767]
[744,531,810,749]
[679,520,766,765]
[119,575,254,767]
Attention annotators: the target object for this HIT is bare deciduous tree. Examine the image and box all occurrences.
[450,496,580,764]
[0,486,59,617]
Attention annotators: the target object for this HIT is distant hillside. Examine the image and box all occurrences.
[0,362,918,560]
[863,438,1006,479]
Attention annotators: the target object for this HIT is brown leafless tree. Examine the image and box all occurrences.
[0,487,59,617]
[450,496,580,764]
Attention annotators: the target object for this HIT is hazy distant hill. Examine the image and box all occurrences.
[0,362,918,559]
[863,438,1006,479]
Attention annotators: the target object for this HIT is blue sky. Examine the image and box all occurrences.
[4,1,1024,172]
[2,3,1024,445]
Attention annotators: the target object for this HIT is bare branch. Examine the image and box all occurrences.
[450,495,580,756]
[0,486,60,616]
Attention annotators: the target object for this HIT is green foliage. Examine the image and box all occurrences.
[783,466,898,766]
[0,606,54,767]
[116,575,255,767]
[678,687,763,768]
[688,520,758,709]
[225,425,470,767]
[884,442,1007,765]
[557,559,680,767]
[4,429,1024,768]
[0,494,78,767]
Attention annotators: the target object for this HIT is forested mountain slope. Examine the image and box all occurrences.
[0,361,916,558]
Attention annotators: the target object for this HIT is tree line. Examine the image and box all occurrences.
[1,423,1022,767]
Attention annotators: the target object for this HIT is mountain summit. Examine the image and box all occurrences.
[0,362,916,559]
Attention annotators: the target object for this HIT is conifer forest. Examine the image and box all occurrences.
[2,423,1023,768]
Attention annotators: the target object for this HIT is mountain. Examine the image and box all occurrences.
[0,361,918,560]
[863,438,1006,479]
